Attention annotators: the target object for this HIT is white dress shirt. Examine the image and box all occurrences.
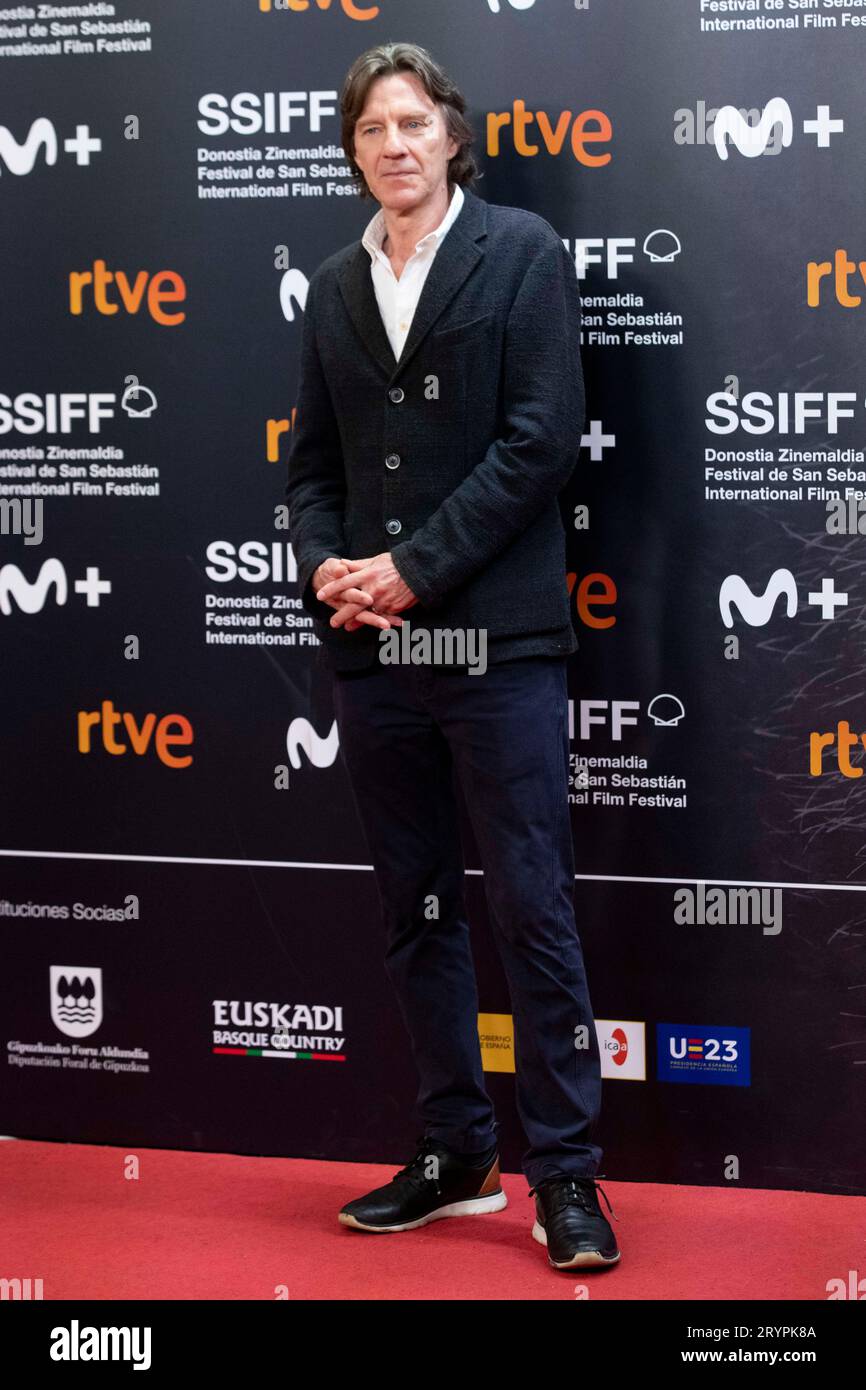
[361,182,465,361]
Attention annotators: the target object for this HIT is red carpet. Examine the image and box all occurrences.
[1,1139,861,1300]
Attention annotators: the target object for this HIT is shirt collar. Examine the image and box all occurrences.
[362,182,465,264]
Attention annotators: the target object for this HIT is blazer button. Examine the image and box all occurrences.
[388,387,404,403]
[385,454,401,469]
[385,519,402,535]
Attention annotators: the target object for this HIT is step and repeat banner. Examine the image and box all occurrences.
[1,0,864,1196]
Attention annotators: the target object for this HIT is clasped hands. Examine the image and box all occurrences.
[313,553,418,632]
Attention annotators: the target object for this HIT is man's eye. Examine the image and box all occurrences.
[360,120,426,136]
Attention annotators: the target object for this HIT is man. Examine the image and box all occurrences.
[286,42,620,1271]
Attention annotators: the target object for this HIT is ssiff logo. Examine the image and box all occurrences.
[657,1024,750,1086]
[50,967,102,1038]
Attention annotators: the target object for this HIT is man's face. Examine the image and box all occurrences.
[352,71,458,212]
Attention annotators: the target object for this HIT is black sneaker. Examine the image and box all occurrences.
[530,1174,621,1269]
[339,1136,507,1233]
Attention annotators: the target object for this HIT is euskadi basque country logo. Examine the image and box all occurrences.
[656,1024,750,1086]
[212,999,346,1062]
[50,966,102,1038]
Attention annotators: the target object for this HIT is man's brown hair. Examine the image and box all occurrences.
[340,41,479,200]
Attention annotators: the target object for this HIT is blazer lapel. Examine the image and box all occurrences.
[336,185,488,383]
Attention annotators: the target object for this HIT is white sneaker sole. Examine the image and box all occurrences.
[339,1189,508,1233]
[532,1219,621,1269]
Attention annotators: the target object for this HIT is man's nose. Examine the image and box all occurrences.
[382,125,408,155]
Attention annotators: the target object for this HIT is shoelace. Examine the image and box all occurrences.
[392,1136,449,1195]
[528,1173,619,1222]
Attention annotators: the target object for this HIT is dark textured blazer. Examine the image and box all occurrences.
[285,183,585,670]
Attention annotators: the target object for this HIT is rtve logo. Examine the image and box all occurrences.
[258,0,379,14]
[807,251,866,308]
[0,117,101,177]
[69,261,186,326]
[566,571,616,629]
[487,101,611,165]
[810,724,866,779]
[78,702,193,768]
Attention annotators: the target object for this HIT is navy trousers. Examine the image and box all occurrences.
[331,653,603,1190]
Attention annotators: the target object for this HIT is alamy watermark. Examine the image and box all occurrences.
[674,882,782,936]
[0,498,43,544]
[378,620,487,675]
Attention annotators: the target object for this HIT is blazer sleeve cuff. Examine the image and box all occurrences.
[389,541,445,609]
[298,549,340,622]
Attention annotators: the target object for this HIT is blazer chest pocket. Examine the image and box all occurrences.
[431,310,495,347]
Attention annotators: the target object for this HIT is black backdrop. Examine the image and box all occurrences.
[1,0,864,1196]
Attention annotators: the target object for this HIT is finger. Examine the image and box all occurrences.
[318,573,371,602]
[353,608,403,629]
[329,601,363,628]
[346,611,403,630]
[331,602,389,630]
[324,587,373,607]
[345,609,402,630]
[317,562,348,587]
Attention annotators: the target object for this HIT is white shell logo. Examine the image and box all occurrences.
[50,966,103,1038]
